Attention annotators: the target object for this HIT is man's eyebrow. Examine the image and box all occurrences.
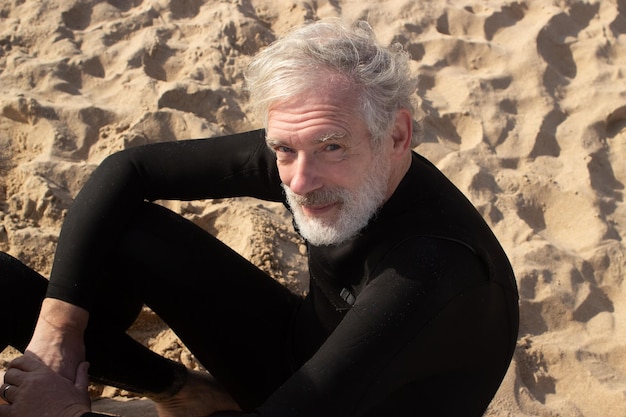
[265,137,283,148]
[265,132,348,148]
[317,132,348,143]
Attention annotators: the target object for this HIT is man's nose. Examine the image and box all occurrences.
[288,153,322,196]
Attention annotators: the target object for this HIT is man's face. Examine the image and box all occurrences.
[266,85,392,246]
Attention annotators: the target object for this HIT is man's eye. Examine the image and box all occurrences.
[276,146,294,153]
[324,143,342,151]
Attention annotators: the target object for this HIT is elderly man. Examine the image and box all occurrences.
[0,19,518,417]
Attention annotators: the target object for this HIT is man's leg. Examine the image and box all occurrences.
[0,201,302,412]
[86,202,302,410]
[0,251,47,353]
[0,250,239,415]
[0,249,192,396]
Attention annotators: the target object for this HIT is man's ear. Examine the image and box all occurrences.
[390,109,413,158]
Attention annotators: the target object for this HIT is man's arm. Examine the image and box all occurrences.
[26,130,281,379]
[256,238,506,417]
[45,129,280,311]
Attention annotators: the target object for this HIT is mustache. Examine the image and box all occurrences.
[283,186,346,206]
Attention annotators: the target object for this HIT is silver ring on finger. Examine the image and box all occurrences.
[1,384,12,403]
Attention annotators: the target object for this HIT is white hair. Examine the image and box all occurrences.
[245,18,421,147]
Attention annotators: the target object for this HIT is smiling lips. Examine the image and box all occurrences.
[300,201,342,218]
[292,189,344,216]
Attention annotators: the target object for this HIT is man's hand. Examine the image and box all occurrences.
[0,354,91,417]
[25,298,89,381]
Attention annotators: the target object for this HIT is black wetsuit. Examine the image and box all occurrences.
[0,130,519,416]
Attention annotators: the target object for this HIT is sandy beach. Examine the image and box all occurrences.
[1,0,625,416]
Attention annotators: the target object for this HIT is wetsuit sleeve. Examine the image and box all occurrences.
[46,130,283,310]
[256,237,516,417]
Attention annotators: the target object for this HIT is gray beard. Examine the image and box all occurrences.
[283,155,390,246]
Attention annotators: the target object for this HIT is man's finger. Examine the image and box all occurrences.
[6,354,45,373]
[4,354,53,388]
[74,362,90,391]
[0,383,14,404]
[2,368,25,388]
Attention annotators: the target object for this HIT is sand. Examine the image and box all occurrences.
[1,0,625,416]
